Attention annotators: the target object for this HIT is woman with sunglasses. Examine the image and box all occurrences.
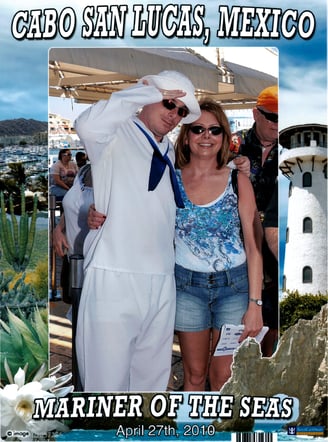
[174,98,264,391]
[50,148,78,200]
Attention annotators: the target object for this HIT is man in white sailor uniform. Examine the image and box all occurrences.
[74,70,201,391]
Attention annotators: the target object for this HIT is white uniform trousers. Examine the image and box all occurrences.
[76,267,176,391]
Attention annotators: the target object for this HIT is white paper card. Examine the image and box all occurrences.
[214,324,269,356]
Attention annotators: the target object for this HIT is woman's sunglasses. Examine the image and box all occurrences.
[162,99,189,118]
[189,125,224,136]
[257,107,278,123]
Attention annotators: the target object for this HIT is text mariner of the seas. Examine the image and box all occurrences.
[33,393,294,420]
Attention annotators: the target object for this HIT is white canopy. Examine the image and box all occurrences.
[49,47,277,109]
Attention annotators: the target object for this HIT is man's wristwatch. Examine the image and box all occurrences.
[249,298,263,306]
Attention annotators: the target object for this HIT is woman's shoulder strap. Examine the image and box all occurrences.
[231,168,239,198]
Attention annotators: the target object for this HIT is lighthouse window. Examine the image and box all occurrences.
[302,266,312,283]
[302,172,312,187]
[303,217,313,233]
[304,132,311,146]
[313,132,320,146]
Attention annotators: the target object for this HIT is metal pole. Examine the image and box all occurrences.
[49,195,60,301]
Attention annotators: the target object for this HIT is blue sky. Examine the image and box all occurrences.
[0,0,327,278]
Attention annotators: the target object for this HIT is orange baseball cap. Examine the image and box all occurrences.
[256,85,278,113]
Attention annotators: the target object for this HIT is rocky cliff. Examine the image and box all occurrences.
[215,304,327,432]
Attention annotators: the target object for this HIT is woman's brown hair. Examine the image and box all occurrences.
[58,148,71,161]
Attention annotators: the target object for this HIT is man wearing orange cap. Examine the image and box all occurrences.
[237,85,279,357]
[239,85,278,211]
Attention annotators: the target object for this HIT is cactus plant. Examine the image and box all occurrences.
[0,272,47,322]
[0,307,48,385]
[0,272,12,293]
[0,186,38,272]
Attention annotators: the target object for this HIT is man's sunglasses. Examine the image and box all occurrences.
[257,107,278,123]
[162,99,189,118]
[189,125,224,136]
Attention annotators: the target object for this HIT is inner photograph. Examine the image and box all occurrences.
[48,47,279,393]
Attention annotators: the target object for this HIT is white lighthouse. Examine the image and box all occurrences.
[279,124,327,295]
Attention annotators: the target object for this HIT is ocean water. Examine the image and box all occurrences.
[55,422,326,441]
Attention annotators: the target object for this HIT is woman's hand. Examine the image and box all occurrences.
[239,303,264,342]
[52,174,70,190]
[88,204,106,229]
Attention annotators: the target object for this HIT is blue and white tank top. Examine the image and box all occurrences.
[175,169,246,272]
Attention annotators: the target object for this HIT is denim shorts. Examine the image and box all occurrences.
[175,262,249,332]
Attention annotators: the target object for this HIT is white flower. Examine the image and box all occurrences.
[0,363,73,441]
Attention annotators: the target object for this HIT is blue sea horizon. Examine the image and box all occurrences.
[55,421,327,442]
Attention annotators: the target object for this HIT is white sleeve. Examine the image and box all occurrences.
[74,83,163,163]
